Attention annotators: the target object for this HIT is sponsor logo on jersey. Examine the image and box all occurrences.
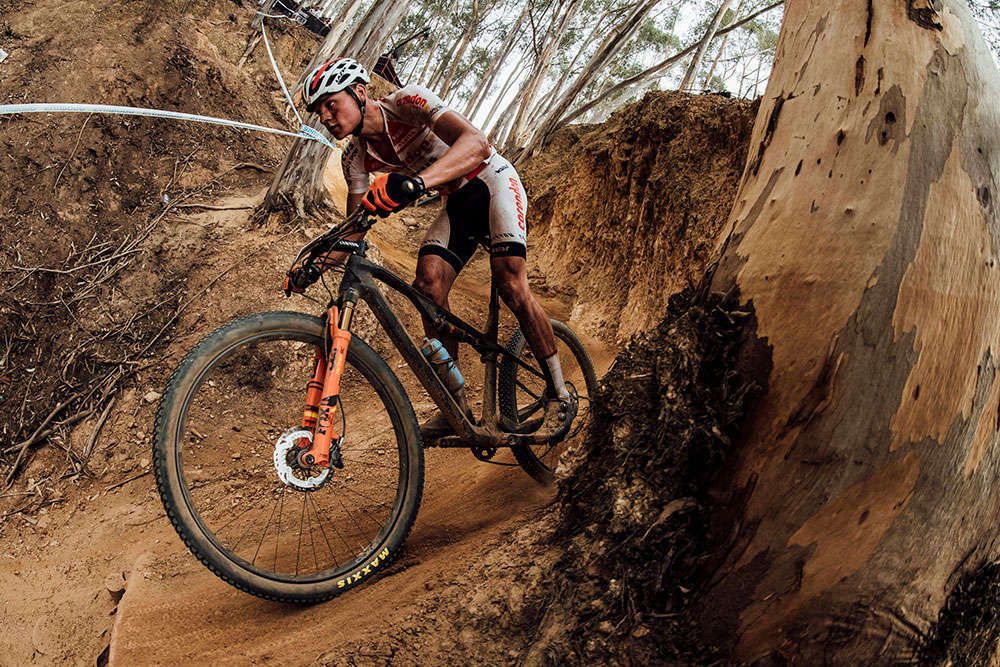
[507,177,526,231]
[396,94,428,108]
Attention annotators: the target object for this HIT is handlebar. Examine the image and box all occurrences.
[284,209,374,295]
[285,176,424,295]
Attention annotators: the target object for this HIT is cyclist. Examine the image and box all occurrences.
[296,57,574,439]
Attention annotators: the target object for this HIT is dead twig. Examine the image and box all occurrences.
[173,203,254,211]
[105,470,150,492]
[53,113,93,191]
[3,406,93,486]
[83,394,117,463]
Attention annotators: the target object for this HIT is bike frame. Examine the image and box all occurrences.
[298,240,561,467]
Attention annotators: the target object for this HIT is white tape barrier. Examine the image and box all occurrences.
[0,102,336,151]
[260,21,303,127]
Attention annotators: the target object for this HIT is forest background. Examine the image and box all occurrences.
[269,0,999,156]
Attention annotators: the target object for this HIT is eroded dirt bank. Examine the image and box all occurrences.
[1,2,761,663]
[521,92,758,343]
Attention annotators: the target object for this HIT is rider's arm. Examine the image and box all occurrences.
[417,111,491,190]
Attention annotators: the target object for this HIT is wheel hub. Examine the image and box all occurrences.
[273,428,330,490]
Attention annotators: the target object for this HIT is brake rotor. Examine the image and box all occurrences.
[273,428,330,490]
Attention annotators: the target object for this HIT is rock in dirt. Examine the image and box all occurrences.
[143,391,161,404]
[105,573,126,602]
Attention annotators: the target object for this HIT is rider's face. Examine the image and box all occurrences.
[316,88,362,139]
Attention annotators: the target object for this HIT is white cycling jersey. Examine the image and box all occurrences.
[342,84,484,196]
[342,84,528,272]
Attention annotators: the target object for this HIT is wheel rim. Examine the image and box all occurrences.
[511,332,594,475]
[173,331,408,583]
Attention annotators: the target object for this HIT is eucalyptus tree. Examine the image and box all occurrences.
[553,0,781,128]
[701,0,1000,660]
[520,0,669,158]
[678,0,736,91]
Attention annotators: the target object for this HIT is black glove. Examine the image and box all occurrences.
[284,264,322,296]
[362,173,425,217]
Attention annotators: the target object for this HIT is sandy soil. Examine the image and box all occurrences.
[0,186,611,665]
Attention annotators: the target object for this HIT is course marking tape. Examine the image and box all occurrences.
[0,102,336,151]
[260,21,303,127]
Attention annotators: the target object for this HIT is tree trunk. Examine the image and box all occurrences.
[525,11,605,122]
[341,0,409,68]
[701,31,729,89]
[439,0,480,98]
[415,26,444,84]
[679,0,735,92]
[701,0,742,90]
[427,35,462,89]
[519,0,660,160]
[483,47,531,136]
[462,2,531,117]
[264,1,407,217]
[502,0,585,152]
[698,0,1000,662]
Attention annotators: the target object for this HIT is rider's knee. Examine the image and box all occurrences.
[412,270,446,302]
[496,276,529,313]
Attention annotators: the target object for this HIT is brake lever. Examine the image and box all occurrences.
[289,209,370,268]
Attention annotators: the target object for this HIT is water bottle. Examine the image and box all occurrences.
[421,338,464,395]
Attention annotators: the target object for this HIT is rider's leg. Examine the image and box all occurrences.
[412,253,459,359]
[413,250,474,438]
[490,256,570,401]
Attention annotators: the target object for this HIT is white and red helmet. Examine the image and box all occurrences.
[303,58,370,112]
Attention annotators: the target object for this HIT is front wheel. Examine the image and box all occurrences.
[153,311,423,603]
[499,319,598,485]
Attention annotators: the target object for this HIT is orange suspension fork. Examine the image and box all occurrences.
[298,352,326,446]
[301,305,353,467]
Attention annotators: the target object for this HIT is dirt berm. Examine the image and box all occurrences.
[0,1,763,661]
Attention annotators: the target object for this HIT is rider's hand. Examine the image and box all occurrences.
[361,173,424,218]
[284,264,322,296]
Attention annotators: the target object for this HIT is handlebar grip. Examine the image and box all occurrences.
[401,179,420,196]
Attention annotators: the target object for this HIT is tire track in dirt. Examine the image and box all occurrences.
[104,208,611,664]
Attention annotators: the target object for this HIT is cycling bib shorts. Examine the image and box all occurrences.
[418,153,528,274]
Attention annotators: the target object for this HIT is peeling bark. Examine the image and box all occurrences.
[701,0,1000,662]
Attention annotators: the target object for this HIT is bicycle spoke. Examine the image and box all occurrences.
[307,493,339,569]
[515,378,542,399]
[252,496,281,566]
[306,497,321,573]
[274,485,286,571]
[296,494,306,576]
[336,483,395,512]
[335,494,370,552]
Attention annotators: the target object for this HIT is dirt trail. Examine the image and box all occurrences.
[106,207,609,664]
[0,184,610,664]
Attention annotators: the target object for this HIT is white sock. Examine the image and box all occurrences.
[543,353,571,401]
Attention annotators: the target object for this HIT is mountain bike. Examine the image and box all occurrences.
[152,207,597,603]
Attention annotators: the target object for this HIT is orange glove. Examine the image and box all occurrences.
[361,173,424,217]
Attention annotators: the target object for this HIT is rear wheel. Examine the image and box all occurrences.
[499,319,597,485]
[153,311,423,603]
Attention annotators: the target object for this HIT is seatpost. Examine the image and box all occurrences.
[482,278,501,428]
